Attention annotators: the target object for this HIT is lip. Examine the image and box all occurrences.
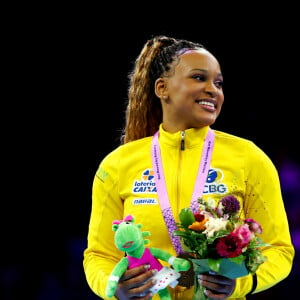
[196,98,217,111]
[122,241,134,248]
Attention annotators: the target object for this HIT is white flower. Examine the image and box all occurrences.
[207,198,216,209]
[203,216,228,238]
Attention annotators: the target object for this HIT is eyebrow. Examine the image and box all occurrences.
[191,68,223,78]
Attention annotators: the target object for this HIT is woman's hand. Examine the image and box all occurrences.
[198,273,236,300]
[115,264,157,299]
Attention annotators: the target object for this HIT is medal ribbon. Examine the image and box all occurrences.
[151,128,214,255]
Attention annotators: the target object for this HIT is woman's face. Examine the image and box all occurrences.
[157,49,224,132]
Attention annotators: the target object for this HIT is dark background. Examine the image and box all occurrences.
[2,3,299,299]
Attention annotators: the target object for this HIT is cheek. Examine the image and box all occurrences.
[168,87,191,106]
[170,85,187,96]
[220,94,225,104]
[168,79,190,94]
[217,96,225,114]
[219,96,224,106]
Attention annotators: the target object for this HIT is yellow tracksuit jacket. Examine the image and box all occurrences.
[83,125,294,299]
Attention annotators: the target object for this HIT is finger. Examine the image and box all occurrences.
[198,276,233,295]
[129,277,156,298]
[126,269,157,289]
[203,288,228,300]
[198,274,233,285]
[121,264,150,281]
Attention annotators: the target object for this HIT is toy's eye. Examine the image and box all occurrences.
[125,222,130,224]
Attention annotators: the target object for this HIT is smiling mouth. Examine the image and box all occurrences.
[196,99,217,112]
[196,100,216,108]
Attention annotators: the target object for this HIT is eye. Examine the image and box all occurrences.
[192,74,206,81]
[214,80,223,88]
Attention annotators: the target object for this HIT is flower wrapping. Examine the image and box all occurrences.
[191,256,248,279]
[191,257,249,300]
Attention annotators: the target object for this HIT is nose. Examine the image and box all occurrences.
[204,81,219,97]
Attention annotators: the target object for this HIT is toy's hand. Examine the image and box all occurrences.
[105,279,118,298]
[172,257,191,272]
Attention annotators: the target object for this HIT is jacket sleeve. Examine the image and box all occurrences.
[230,141,295,298]
[83,150,124,299]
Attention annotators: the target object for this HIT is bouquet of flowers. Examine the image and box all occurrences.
[173,195,269,299]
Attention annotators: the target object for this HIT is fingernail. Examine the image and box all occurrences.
[152,269,158,275]
[144,264,150,270]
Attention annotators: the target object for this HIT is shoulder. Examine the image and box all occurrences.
[213,129,261,150]
[99,136,153,165]
[110,136,153,155]
[213,129,275,168]
[213,129,251,143]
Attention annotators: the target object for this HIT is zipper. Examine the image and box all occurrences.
[180,131,185,151]
[175,130,185,242]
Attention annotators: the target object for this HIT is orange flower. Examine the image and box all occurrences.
[188,219,208,231]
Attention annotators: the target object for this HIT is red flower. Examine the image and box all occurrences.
[194,211,205,222]
[215,233,243,258]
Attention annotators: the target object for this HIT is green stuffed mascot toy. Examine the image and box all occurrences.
[105,215,191,299]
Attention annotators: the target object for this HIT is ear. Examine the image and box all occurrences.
[155,78,168,100]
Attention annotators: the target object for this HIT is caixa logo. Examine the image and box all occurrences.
[133,181,157,193]
[132,169,157,194]
[203,168,227,194]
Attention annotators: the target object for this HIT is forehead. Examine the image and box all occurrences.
[175,49,221,74]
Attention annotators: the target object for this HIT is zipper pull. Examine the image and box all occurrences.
[180,131,185,150]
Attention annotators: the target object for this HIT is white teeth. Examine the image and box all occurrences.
[198,101,214,107]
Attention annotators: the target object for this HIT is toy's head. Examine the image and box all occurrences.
[112,215,150,253]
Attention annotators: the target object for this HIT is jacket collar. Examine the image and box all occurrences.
[158,124,210,149]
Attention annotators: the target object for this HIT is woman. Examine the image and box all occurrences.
[83,35,294,299]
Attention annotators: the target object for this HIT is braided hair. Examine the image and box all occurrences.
[121,35,205,144]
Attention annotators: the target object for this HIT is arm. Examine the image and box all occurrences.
[149,247,191,272]
[83,152,124,299]
[231,141,295,298]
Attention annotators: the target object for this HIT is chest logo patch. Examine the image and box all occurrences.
[132,169,157,194]
[204,168,228,195]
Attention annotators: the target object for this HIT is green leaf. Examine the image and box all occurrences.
[179,208,195,227]
[229,255,245,265]
[208,258,221,273]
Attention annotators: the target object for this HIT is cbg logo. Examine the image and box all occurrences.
[204,168,227,194]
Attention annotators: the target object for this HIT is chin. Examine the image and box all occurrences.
[199,118,217,127]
